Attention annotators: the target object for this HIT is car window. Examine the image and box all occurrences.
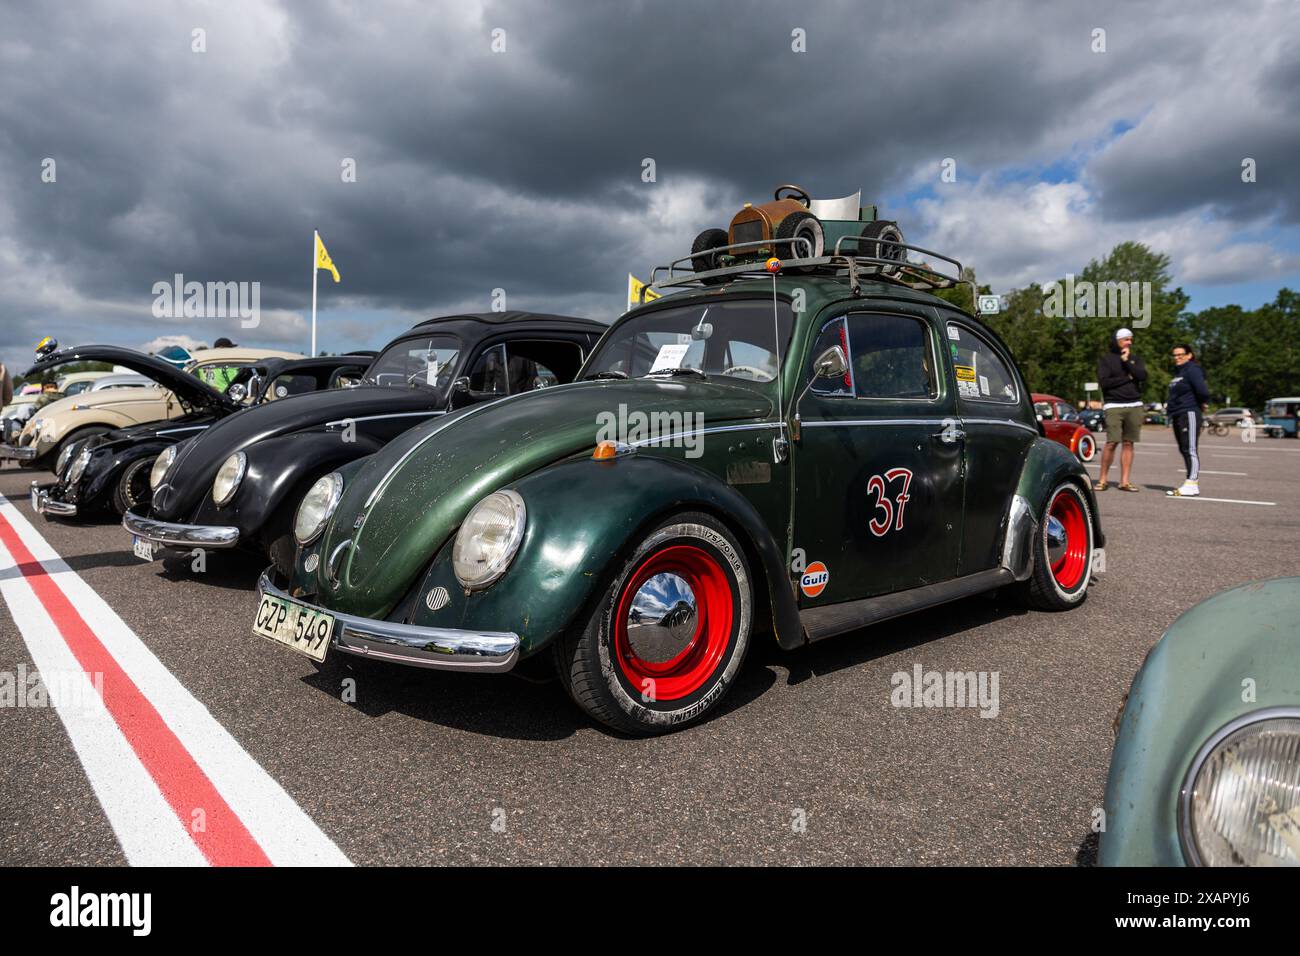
[504,340,584,392]
[947,323,1018,405]
[266,373,320,399]
[1057,402,1079,422]
[845,313,936,400]
[809,317,854,397]
[365,336,461,391]
[193,362,251,392]
[467,344,509,395]
[63,380,93,396]
[1034,401,1053,419]
[583,299,794,384]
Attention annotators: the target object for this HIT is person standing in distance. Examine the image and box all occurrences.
[1166,343,1210,497]
[1094,327,1147,492]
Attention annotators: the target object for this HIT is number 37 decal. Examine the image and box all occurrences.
[867,467,913,537]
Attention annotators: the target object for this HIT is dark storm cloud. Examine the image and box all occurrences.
[0,0,1295,372]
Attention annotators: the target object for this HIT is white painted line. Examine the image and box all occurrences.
[0,496,351,867]
[1166,495,1276,506]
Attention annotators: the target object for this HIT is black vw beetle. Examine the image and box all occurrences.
[124,312,604,572]
[33,349,372,519]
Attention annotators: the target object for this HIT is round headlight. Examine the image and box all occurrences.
[294,472,343,545]
[1182,711,1300,866]
[55,441,78,478]
[212,452,247,507]
[150,445,178,490]
[67,446,92,485]
[452,490,526,590]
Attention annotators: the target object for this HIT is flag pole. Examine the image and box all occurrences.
[310,229,319,357]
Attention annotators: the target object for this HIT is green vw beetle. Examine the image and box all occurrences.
[256,226,1103,735]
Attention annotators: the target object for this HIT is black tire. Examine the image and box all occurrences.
[552,511,753,735]
[112,455,156,516]
[774,210,824,270]
[1021,481,1094,611]
[690,228,729,284]
[859,219,906,261]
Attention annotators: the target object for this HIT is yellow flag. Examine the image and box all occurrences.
[315,232,340,283]
[627,273,660,311]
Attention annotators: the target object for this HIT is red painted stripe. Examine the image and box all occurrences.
[0,508,270,867]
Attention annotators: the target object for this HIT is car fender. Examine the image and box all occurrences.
[1099,577,1300,865]
[193,430,386,541]
[80,436,173,505]
[404,455,804,657]
[1014,436,1104,547]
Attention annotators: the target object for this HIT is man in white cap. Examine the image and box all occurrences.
[1094,327,1147,492]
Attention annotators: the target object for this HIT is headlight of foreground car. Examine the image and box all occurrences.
[67,446,92,485]
[211,452,247,507]
[294,472,343,545]
[1182,711,1300,866]
[55,441,78,478]
[452,489,526,590]
[150,445,178,490]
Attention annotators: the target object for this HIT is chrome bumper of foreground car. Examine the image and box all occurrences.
[0,444,38,461]
[30,481,76,516]
[257,570,520,672]
[121,508,240,549]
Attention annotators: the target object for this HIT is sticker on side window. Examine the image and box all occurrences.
[979,374,990,396]
[650,342,690,373]
[947,326,960,341]
[954,365,976,382]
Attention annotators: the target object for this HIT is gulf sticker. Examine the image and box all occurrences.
[800,561,829,597]
[954,365,976,382]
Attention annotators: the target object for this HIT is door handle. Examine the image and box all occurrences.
[932,425,965,443]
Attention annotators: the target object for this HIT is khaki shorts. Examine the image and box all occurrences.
[1105,405,1144,443]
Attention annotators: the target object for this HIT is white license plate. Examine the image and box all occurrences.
[252,594,336,662]
[132,536,156,562]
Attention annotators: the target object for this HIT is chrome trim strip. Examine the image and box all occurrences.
[0,444,38,460]
[961,417,1040,435]
[1177,707,1300,867]
[154,425,210,436]
[802,418,952,428]
[257,571,519,672]
[324,410,444,429]
[121,509,240,549]
[628,422,782,448]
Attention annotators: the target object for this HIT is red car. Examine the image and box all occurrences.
[1033,393,1097,463]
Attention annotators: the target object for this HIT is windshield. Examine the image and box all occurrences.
[364,335,462,391]
[583,299,795,384]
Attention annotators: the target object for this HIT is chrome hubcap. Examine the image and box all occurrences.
[1045,515,1068,566]
[625,572,697,663]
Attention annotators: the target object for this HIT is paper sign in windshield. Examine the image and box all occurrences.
[650,342,691,373]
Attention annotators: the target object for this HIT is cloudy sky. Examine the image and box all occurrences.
[1,0,1297,372]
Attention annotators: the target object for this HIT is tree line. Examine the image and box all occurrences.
[935,242,1299,409]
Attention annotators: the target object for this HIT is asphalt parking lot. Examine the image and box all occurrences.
[2,426,1298,866]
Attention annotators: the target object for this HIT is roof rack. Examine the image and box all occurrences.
[641,236,979,311]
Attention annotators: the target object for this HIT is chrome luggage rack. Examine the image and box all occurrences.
[641,235,979,309]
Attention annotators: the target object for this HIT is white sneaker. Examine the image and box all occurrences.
[1167,480,1200,497]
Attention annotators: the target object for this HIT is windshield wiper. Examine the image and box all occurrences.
[583,370,628,381]
[645,367,707,379]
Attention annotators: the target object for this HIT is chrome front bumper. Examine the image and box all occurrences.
[122,508,240,550]
[0,444,38,461]
[257,570,520,672]
[30,481,76,516]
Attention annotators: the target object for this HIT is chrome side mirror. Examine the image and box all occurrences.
[813,345,849,380]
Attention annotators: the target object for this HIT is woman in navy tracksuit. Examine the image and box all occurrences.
[1166,344,1210,497]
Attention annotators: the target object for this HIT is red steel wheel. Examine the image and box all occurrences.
[612,544,732,702]
[1046,487,1089,592]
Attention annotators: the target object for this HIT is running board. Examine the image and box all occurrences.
[800,568,1016,643]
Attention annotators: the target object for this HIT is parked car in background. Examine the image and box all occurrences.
[1205,406,1252,427]
[1,345,303,470]
[262,211,1103,736]
[32,351,372,518]
[1143,403,1167,426]
[1100,577,1300,866]
[1032,393,1097,462]
[1079,408,1105,433]
[126,312,604,573]
[1263,397,1299,438]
